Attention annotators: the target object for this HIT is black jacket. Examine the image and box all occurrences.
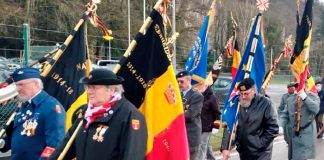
[318,89,324,114]
[221,94,279,160]
[49,98,148,160]
[201,87,221,132]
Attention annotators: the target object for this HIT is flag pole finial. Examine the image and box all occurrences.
[256,0,270,12]
[86,0,114,41]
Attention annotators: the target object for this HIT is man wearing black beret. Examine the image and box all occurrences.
[0,67,66,160]
[176,70,203,160]
[50,68,147,160]
[221,78,279,160]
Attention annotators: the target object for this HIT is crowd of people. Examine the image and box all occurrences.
[0,66,324,160]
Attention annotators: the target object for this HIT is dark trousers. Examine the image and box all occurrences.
[190,145,199,160]
[316,113,324,138]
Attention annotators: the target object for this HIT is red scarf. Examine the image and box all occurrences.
[84,97,120,128]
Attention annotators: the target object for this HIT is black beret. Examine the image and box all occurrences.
[79,68,124,85]
[287,82,298,88]
[176,70,190,78]
[11,67,40,82]
[238,78,255,91]
[315,79,322,85]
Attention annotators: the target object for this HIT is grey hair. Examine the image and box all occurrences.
[106,84,124,95]
[32,78,44,90]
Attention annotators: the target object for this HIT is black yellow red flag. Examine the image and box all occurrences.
[290,0,313,91]
[116,10,189,160]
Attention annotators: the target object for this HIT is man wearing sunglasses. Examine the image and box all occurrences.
[176,70,203,160]
[221,78,279,160]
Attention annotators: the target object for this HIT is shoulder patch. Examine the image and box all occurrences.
[132,119,140,130]
[55,105,62,113]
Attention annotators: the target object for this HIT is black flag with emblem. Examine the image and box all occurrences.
[41,23,91,130]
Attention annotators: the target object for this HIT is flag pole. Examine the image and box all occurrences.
[261,35,292,95]
[57,1,164,159]
[260,52,284,95]
[227,14,262,150]
[40,1,101,77]
[113,0,163,74]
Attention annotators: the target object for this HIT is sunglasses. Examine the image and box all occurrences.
[240,90,252,96]
[177,80,186,84]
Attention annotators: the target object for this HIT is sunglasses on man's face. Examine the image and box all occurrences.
[240,89,253,96]
[177,79,186,84]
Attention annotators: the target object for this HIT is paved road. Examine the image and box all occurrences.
[214,83,324,160]
[215,136,324,160]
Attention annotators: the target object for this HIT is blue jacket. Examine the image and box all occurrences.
[1,90,66,160]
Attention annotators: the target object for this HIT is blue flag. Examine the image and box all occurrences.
[184,16,209,85]
[222,14,266,133]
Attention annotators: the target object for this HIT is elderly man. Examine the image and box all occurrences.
[50,68,147,160]
[278,82,297,143]
[221,78,279,160]
[176,70,203,160]
[0,67,66,160]
[280,80,320,160]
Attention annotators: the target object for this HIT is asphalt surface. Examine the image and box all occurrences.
[214,83,324,160]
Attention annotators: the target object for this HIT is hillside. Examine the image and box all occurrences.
[0,0,323,75]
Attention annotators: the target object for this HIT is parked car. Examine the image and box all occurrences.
[211,76,232,110]
[0,56,8,62]
[97,60,119,70]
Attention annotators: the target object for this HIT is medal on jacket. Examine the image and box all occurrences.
[21,116,38,137]
[21,120,34,136]
[30,119,38,136]
[93,125,108,142]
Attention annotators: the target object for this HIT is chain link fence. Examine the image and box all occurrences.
[0,98,19,128]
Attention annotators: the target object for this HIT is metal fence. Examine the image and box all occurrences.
[0,98,19,128]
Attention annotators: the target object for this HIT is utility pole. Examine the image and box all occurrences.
[23,24,30,67]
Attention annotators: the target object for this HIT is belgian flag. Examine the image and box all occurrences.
[41,22,91,130]
[290,0,313,92]
[231,40,241,80]
[117,10,189,160]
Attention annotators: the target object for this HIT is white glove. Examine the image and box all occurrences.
[279,127,284,134]
[212,56,223,70]
[299,91,307,100]
[0,139,5,149]
[211,128,219,134]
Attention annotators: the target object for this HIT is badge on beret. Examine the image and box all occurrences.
[240,85,246,91]
[132,119,140,130]
[55,105,61,113]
